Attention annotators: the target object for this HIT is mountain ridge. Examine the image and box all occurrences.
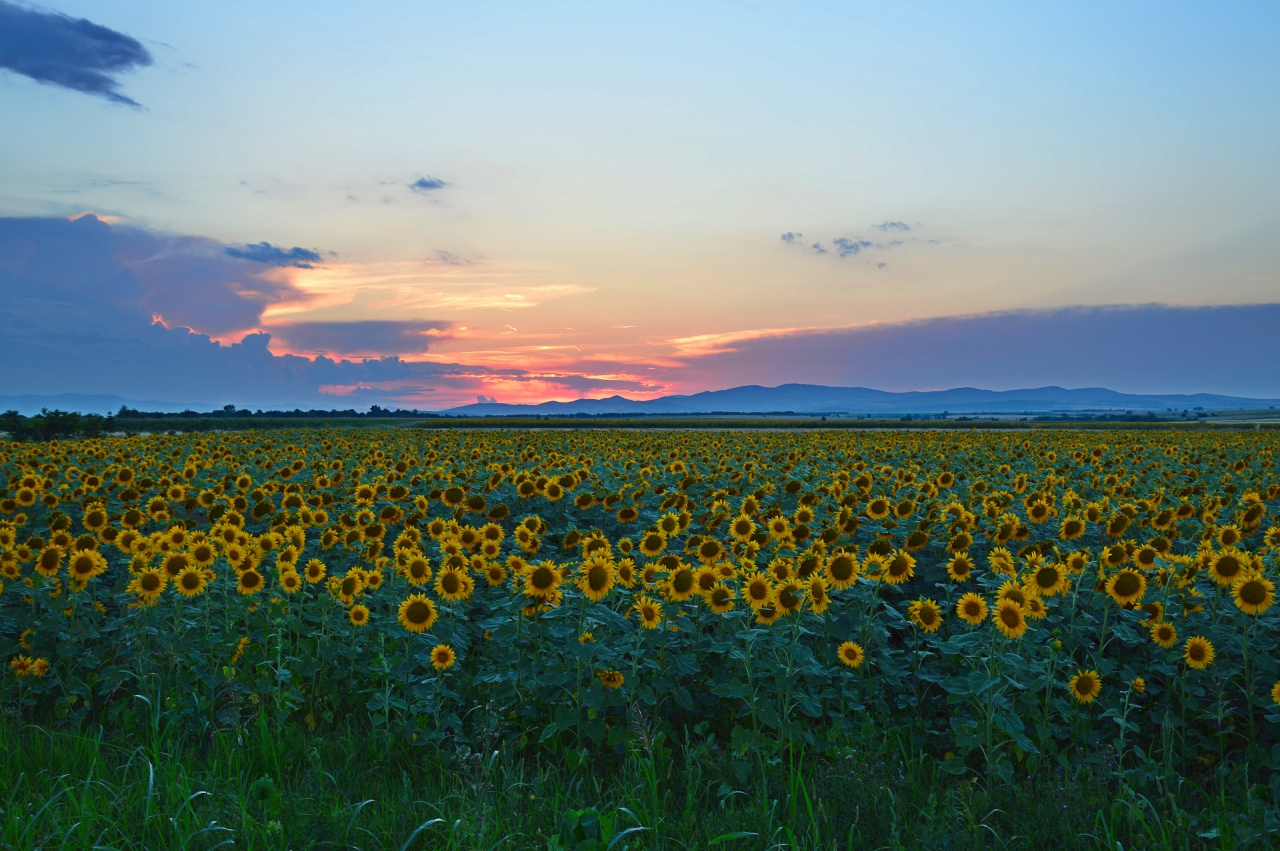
[445,384,1280,416]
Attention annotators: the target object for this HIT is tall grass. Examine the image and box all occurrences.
[1,716,1275,850]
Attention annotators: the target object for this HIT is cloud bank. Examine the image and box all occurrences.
[0,1,152,106]
[3,215,1277,410]
[671,305,1280,398]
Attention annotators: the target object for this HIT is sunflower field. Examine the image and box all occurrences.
[3,427,1280,812]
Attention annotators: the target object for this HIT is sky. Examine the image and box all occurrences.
[1,0,1278,409]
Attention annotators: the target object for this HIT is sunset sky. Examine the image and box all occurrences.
[2,1,1279,408]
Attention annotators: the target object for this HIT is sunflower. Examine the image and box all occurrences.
[65,550,107,583]
[946,531,972,553]
[1271,680,1280,706]
[825,553,858,590]
[882,550,915,585]
[865,498,891,520]
[1063,550,1089,574]
[956,593,988,626]
[615,557,637,588]
[1106,569,1146,606]
[775,581,805,616]
[987,548,1016,577]
[743,572,774,610]
[638,531,667,558]
[1148,620,1178,649]
[190,541,216,567]
[523,562,561,600]
[577,557,616,601]
[996,581,1029,609]
[908,598,943,633]
[435,566,474,602]
[484,561,508,587]
[1023,596,1047,620]
[304,559,327,583]
[403,554,432,586]
[597,669,624,689]
[1233,575,1275,615]
[1029,561,1067,597]
[398,594,439,633]
[1058,516,1086,540]
[837,641,865,669]
[162,552,191,579]
[279,570,302,594]
[1184,636,1215,669]
[696,538,725,565]
[348,604,370,626]
[658,512,682,536]
[992,600,1027,639]
[807,576,830,614]
[175,566,208,598]
[729,515,756,543]
[945,553,975,583]
[236,568,265,596]
[633,595,663,629]
[431,643,457,671]
[1209,550,1247,586]
[34,546,63,578]
[128,568,167,601]
[665,565,697,602]
[755,602,781,625]
[335,572,363,605]
[1068,669,1102,704]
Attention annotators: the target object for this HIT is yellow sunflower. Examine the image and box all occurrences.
[1068,669,1102,704]
[837,641,865,669]
[956,593,988,626]
[398,594,439,633]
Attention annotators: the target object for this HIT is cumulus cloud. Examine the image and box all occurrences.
[224,242,323,268]
[265,320,452,357]
[0,1,152,106]
[408,177,447,192]
[669,305,1280,398]
[873,221,911,231]
[780,232,802,243]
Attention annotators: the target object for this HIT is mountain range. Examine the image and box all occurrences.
[445,385,1280,416]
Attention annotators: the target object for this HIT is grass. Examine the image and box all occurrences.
[2,715,1277,850]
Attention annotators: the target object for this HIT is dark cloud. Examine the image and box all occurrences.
[0,215,569,409]
[873,221,911,231]
[0,1,152,106]
[408,177,447,192]
[780,232,802,243]
[0,214,306,337]
[832,238,873,257]
[224,242,323,268]
[810,242,827,255]
[676,304,1280,398]
[266,320,452,357]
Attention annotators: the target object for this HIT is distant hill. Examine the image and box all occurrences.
[445,384,1280,416]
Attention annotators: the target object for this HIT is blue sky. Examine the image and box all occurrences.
[1,1,1278,407]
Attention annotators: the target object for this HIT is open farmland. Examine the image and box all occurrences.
[3,427,1280,848]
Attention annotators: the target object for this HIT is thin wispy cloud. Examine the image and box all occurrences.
[0,1,152,106]
[224,242,324,268]
[408,177,447,193]
[782,223,921,259]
